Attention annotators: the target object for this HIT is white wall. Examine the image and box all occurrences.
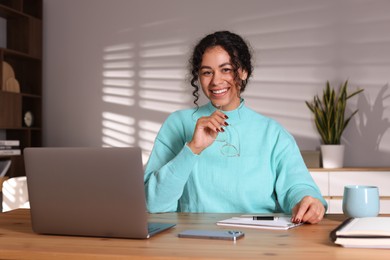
[43,0,390,167]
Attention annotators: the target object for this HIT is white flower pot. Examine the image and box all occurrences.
[320,144,345,168]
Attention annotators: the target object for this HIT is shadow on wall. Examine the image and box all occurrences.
[100,19,192,163]
[99,3,333,164]
[97,1,390,167]
[344,84,390,167]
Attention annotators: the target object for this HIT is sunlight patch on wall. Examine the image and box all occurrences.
[140,58,184,68]
[379,134,390,152]
[139,100,187,113]
[103,60,134,69]
[103,87,134,96]
[103,79,134,87]
[140,79,184,90]
[137,37,191,114]
[137,120,162,163]
[245,96,317,139]
[102,95,135,106]
[139,69,186,79]
[140,37,185,48]
[102,43,135,107]
[101,112,135,147]
[138,68,190,112]
[228,3,337,145]
[102,52,133,60]
[139,89,190,103]
[251,66,334,84]
[140,45,187,58]
[103,70,135,78]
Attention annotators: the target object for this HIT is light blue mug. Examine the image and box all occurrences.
[342,185,380,218]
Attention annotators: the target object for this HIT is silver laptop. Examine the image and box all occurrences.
[24,147,175,239]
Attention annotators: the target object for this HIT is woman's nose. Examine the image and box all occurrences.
[211,71,223,85]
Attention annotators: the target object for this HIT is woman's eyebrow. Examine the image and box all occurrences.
[219,62,232,68]
[200,62,232,70]
[199,65,212,70]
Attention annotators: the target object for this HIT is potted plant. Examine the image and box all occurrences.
[305,80,364,168]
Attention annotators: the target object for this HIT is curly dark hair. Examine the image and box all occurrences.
[189,31,253,107]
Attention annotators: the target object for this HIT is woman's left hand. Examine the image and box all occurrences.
[291,196,325,224]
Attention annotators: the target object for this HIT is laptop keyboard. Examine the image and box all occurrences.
[147,223,161,233]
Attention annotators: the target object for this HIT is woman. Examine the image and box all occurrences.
[144,31,326,224]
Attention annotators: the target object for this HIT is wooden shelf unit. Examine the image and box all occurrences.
[0,0,42,178]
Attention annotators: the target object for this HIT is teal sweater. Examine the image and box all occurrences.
[144,100,327,213]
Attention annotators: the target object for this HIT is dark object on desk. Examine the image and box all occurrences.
[178,229,245,241]
[330,217,390,248]
[253,216,277,220]
[24,147,175,239]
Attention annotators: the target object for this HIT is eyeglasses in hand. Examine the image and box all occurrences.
[214,105,240,157]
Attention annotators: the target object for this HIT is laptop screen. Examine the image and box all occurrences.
[24,147,168,239]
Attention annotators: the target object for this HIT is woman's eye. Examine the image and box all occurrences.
[201,71,212,76]
[222,68,232,73]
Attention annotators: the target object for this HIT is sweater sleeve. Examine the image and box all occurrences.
[273,129,328,213]
[144,113,199,213]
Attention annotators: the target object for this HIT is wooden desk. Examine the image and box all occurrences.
[0,209,389,260]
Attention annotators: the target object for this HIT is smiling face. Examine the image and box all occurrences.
[199,46,247,111]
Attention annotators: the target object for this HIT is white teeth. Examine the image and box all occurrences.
[212,89,227,94]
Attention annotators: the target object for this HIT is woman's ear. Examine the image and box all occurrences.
[240,70,248,81]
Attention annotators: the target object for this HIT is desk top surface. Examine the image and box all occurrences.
[1,209,389,260]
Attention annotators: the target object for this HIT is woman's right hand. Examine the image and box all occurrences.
[187,110,228,154]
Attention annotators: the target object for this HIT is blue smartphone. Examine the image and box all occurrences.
[178,230,244,241]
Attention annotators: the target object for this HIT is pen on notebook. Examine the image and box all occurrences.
[253,216,278,221]
[240,215,279,221]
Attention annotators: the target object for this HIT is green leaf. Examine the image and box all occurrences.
[305,80,364,144]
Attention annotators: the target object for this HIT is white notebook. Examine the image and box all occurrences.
[217,216,303,230]
[330,217,390,248]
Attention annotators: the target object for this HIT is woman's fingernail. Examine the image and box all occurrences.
[225,115,229,119]
[224,122,229,126]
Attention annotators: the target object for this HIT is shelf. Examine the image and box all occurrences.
[0,0,42,178]
[1,48,41,60]
[0,10,41,57]
[0,1,42,19]
[0,155,24,177]
[1,50,42,95]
